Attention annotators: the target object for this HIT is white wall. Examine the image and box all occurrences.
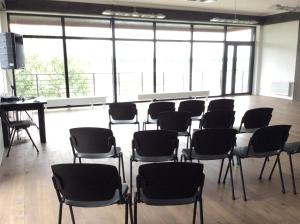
[256,21,299,98]
[0,11,8,164]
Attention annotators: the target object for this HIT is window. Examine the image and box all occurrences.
[15,38,65,98]
[193,25,224,41]
[156,23,191,40]
[226,27,254,42]
[66,40,114,101]
[156,42,190,92]
[116,41,154,101]
[65,18,112,38]
[10,15,62,36]
[115,21,153,39]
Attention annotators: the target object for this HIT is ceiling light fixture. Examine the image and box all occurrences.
[102,9,166,19]
[210,0,258,25]
[271,4,300,12]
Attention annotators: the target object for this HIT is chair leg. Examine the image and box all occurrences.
[73,157,76,164]
[6,128,16,157]
[78,158,82,164]
[277,155,286,194]
[69,205,75,224]
[232,156,235,166]
[229,158,236,200]
[130,159,133,195]
[120,153,126,182]
[58,203,63,224]
[24,128,39,153]
[259,157,268,180]
[128,194,133,224]
[134,193,138,224]
[137,123,140,131]
[192,199,197,224]
[218,159,224,184]
[238,158,247,201]
[268,157,278,181]
[125,197,128,224]
[288,154,297,194]
[222,161,230,184]
[199,197,204,224]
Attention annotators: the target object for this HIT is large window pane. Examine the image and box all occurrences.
[115,21,153,39]
[235,46,251,93]
[227,27,253,42]
[65,18,112,38]
[193,25,224,41]
[66,40,114,101]
[156,23,191,40]
[15,39,65,98]
[10,15,62,36]
[192,43,223,95]
[156,42,190,92]
[116,41,154,101]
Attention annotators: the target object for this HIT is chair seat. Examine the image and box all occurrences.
[65,183,128,207]
[191,116,201,121]
[233,126,258,134]
[143,119,157,124]
[178,131,190,137]
[10,120,36,129]
[132,153,176,162]
[139,189,198,206]
[182,148,229,160]
[110,119,138,124]
[284,142,300,154]
[233,146,279,158]
[77,147,122,159]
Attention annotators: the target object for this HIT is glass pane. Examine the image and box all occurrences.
[226,45,234,94]
[116,41,154,101]
[66,40,113,101]
[156,23,191,40]
[193,25,224,41]
[115,21,153,39]
[156,42,190,92]
[10,15,62,36]
[192,43,223,96]
[15,39,65,98]
[235,46,251,93]
[227,27,253,42]
[65,18,112,38]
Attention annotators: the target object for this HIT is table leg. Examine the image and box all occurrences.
[1,119,9,147]
[38,106,46,143]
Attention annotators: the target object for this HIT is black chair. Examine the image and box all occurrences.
[231,125,291,201]
[134,162,205,224]
[200,111,235,129]
[181,128,237,200]
[207,99,234,112]
[0,111,39,157]
[237,108,273,133]
[178,100,205,126]
[143,102,175,130]
[51,163,132,224]
[269,141,300,194]
[157,111,191,147]
[130,130,179,194]
[109,102,140,131]
[69,127,126,182]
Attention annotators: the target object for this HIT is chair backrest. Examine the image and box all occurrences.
[109,102,137,120]
[70,127,115,154]
[133,130,178,157]
[52,163,121,201]
[241,107,273,129]
[192,129,237,155]
[207,99,234,112]
[137,162,204,200]
[201,111,235,129]
[178,100,205,117]
[158,111,191,132]
[148,102,175,120]
[248,125,291,154]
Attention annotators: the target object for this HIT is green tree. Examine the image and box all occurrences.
[15,53,89,98]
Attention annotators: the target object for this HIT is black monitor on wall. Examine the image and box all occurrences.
[0,32,25,69]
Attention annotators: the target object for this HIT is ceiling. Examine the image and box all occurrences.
[52,0,300,16]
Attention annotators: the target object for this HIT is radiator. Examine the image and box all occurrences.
[271,82,294,96]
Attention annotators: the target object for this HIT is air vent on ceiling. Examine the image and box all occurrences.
[271,4,300,12]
